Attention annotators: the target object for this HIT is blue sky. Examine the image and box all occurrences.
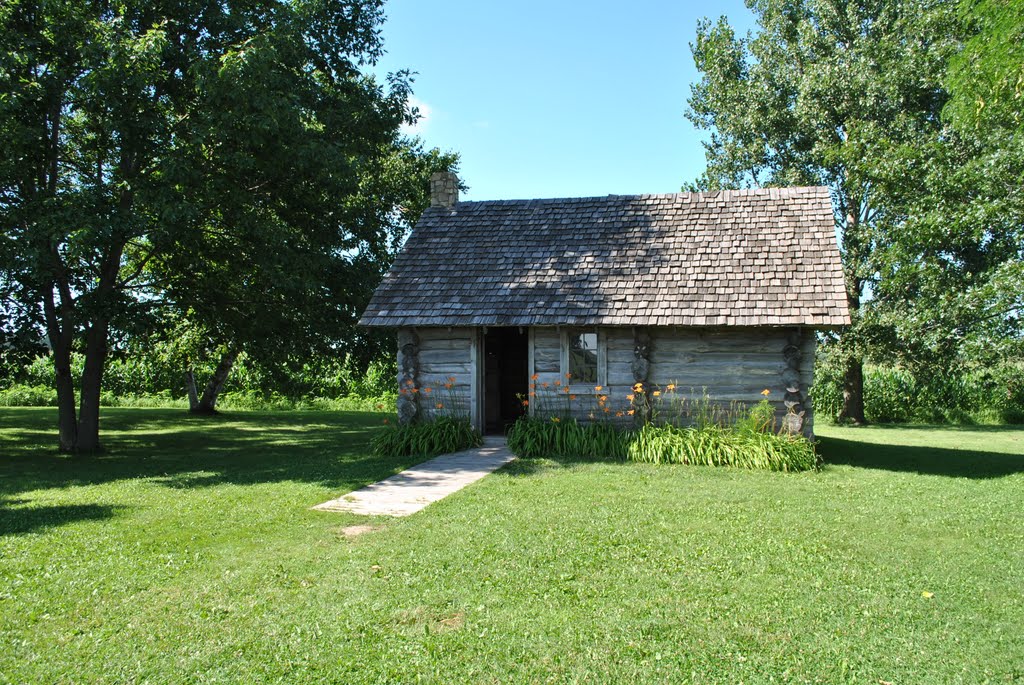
[373,1,757,202]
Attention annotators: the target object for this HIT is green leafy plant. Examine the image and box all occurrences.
[626,423,816,471]
[509,388,817,471]
[507,417,628,460]
[372,416,482,459]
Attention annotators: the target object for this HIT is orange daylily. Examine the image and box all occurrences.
[627,409,635,415]
[531,374,539,381]
[521,399,529,407]
[626,394,635,401]
[761,389,771,396]
[435,402,444,410]
[666,384,676,391]
[652,390,661,397]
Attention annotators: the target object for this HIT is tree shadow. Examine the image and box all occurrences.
[0,502,123,536]
[818,436,1024,479]
[0,409,419,498]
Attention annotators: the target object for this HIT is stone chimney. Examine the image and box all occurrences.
[429,171,459,208]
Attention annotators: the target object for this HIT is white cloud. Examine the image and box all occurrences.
[401,95,432,134]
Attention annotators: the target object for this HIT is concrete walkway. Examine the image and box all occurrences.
[313,436,515,517]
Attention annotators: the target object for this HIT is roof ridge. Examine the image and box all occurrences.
[445,185,830,207]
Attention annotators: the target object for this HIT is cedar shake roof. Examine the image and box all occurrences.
[360,186,851,328]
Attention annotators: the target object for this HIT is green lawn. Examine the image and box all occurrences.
[2,409,1022,684]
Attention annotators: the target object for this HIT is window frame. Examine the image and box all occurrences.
[559,328,606,389]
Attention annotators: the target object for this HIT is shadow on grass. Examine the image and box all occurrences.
[0,502,124,536]
[0,408,417,498]
[819,435,1024,479]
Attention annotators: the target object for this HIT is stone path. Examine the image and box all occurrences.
[312,436,515,517]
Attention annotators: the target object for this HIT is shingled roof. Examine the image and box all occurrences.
[360,186,850,328]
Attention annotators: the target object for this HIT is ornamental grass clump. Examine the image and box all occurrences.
[372,415,482,459]
[508,385,817,472]
[507,416,628,460]
[626,423,816,471]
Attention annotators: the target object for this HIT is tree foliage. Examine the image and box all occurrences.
[0,0,456,449]
[945,0,1024,133]
[685,0,1022,419]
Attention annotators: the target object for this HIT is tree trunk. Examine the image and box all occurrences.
[191,350,237,415]
[838,354,867,424]
[51,334,78,452]
[75,320,109,453]
[44,281,78,451]
[839,252,864,421]
[185,369,200,411]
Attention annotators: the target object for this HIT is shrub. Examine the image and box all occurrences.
[372,416,482,459]
[0,385,57,407]
[811,357,1024,425]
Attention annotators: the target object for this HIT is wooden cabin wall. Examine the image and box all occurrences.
[397,327,476,425]
[527,326,816,434]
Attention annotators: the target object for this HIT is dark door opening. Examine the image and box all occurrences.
[483,328,529,435]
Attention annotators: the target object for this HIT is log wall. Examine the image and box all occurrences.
[527,326,816,435]
[396,326,476,425]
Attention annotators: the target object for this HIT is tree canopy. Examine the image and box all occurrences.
[0,0,456,450]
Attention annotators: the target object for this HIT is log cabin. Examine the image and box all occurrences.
[359,172,850,437]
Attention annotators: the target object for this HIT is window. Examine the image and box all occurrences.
[567,329,598,383]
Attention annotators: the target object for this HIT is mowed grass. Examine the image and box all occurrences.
[1,409,1022,684]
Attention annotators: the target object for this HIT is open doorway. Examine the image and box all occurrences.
[483,328,528,435]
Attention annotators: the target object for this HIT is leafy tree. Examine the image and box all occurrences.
[854,0,1023,375]
[0,0,451,450]
[945,0,1024,133]
[160,140,458,414]
[685,0,959,423]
